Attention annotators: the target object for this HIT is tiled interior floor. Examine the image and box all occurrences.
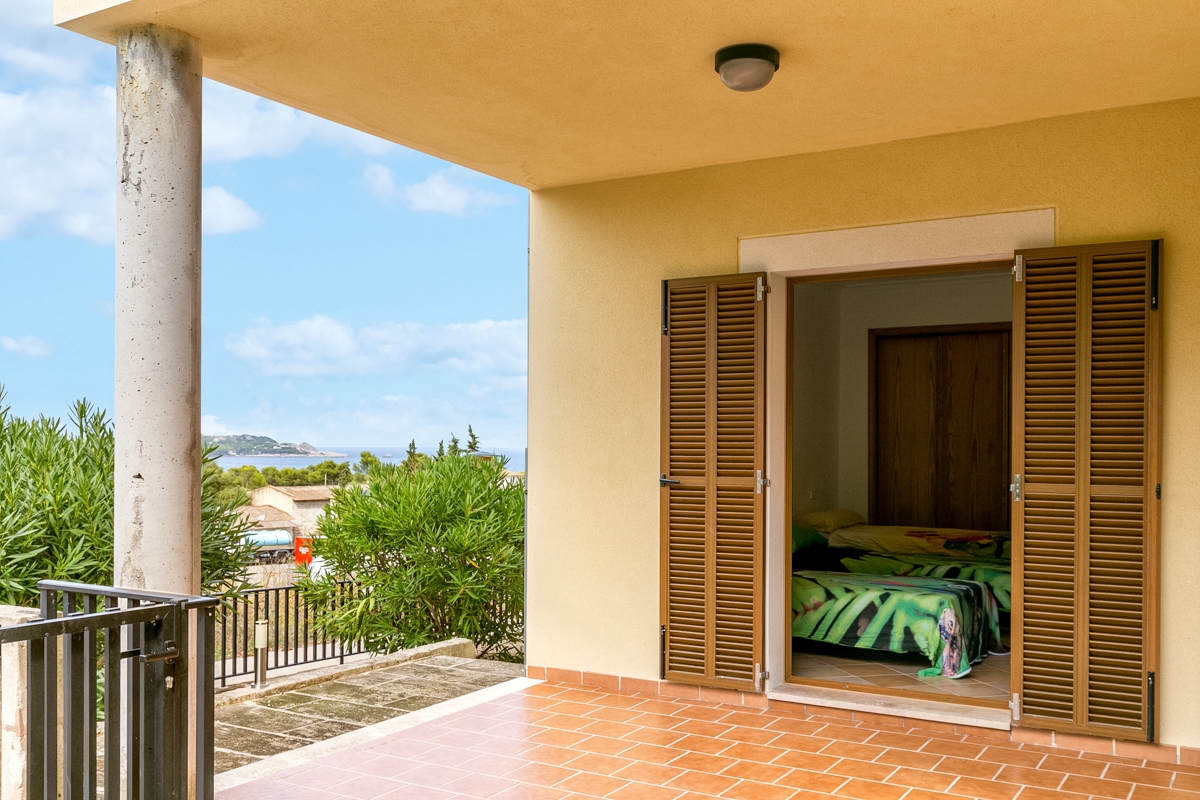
[219,681,1200,800]
[791,644,1011,702]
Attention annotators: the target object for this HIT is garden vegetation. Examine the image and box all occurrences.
[299,446,524,661]
[0,389,257,606]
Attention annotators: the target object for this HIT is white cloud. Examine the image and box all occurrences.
[0,1,101,83]
[228,315,527,378]
[202,186,264,235]
[363,163,397,203]
[0,85,115,243]
[1,335,53,357]
[0,43,87,82]
[365,165,518,216]
[200,414,232,435]
[203,82,393,163]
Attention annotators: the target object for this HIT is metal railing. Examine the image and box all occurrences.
[0,580,217,800]
[216,582,363,686]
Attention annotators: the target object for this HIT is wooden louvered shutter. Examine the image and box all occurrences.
[660,273,765,691]
[1013,240,1161,741]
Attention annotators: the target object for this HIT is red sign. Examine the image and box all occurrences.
[294,537,313,566]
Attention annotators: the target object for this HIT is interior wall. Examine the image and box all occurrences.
[835,271,1013,516]
[527,96,1200,747]
[791,283,842,518]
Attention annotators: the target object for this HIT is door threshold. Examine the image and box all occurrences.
[769,682,1012,730]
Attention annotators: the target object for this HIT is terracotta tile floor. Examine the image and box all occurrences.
[218,681,1200,800]
[791,648,1010,701]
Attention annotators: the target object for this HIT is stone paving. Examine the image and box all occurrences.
[215,655,525,773]
[217,680,1200,799]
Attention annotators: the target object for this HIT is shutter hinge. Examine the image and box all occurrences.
[1147,672,1156,742]
[1156,483,1161,500]
[661,280,669,335]
[756,470,770,494]
[659,625,666,680]
[1010,693,1020,722]
[1009,474,1022,502]
[756,276,769,301]
[754,663,769,692]
[1012,255,1024,282]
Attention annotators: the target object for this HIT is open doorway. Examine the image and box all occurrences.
[786,266,1013,706]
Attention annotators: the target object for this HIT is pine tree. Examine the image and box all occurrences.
[436,440,445,458]
[401,439,426,473]
[466,425,480,454]
[448,434,461,456]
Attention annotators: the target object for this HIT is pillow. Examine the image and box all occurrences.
[791,525,827,552]
[797,508,866,533]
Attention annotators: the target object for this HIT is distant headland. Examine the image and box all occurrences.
[202,434,347,458]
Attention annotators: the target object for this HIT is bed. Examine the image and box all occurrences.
[840,553,1012,613]
[792,570,1004,678]
[827,524,1011,560]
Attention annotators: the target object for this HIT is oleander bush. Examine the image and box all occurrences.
[298,448,524,660]
[0,388,256,606]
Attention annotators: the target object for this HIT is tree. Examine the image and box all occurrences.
[436,440,445,458]
[298,442,524,660]
[203,462,267,507]
[466,425,481,454]
[354,451,381,476]
[401,440,427,473]
[0,388,256,606]
[259,460,351,487]
[447,434,461,457]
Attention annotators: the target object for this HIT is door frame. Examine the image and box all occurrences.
[780,262,1015,708]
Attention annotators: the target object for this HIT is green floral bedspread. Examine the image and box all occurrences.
[840,554,1012,613]
[792,571,1004,678]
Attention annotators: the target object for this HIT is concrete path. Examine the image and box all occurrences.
[214,655,524,773]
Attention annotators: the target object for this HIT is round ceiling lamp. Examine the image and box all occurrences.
[714,43,780,92]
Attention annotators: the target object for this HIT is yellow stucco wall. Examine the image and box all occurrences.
[527,96,1200,747]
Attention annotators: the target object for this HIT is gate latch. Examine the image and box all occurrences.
[140,640,179,664]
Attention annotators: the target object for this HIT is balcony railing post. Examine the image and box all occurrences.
[140,618,165,800]
[103,621,121,800]
[39,587,58,800]
[194,607,215,800]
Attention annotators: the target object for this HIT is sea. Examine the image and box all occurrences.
[213,446,526,473]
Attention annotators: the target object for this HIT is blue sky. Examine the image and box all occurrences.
[0,0,529,452]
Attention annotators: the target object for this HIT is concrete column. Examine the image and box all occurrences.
[114,25,203,595]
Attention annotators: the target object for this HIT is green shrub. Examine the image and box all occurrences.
[298,451,524,660]
[0,389,256,606]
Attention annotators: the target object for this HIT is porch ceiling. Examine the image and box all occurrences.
[57,0,1200,189]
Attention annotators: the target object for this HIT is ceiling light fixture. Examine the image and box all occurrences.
[714,43,780,92]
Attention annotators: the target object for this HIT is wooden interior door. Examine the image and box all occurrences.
[660,273,765,691]
[870,323,1012,529]
[1012,241,1161,742]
